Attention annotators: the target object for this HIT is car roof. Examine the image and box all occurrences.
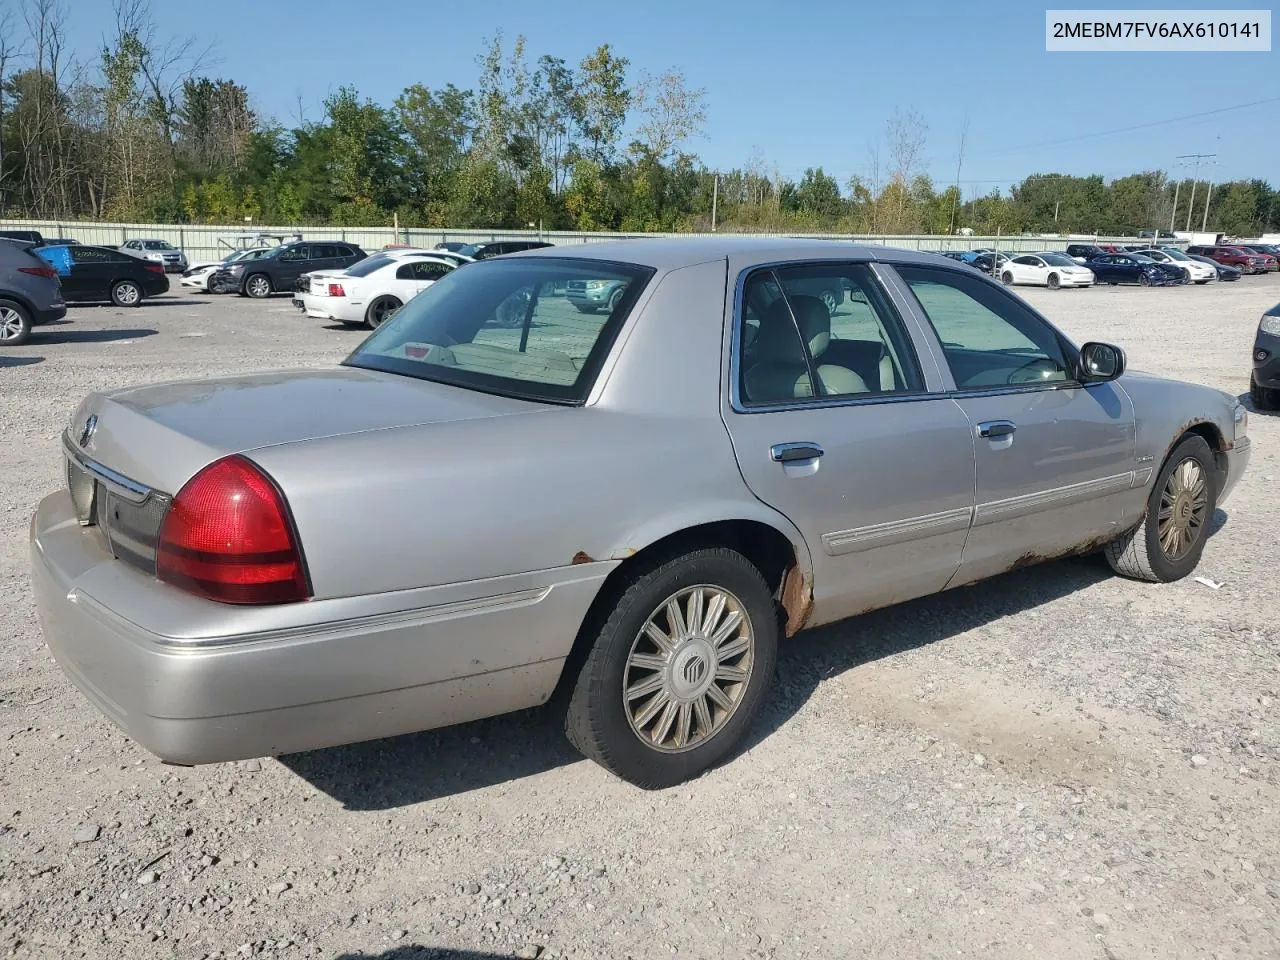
[515,236,970,271]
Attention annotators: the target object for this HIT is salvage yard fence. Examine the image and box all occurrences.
[0,218,1171,265]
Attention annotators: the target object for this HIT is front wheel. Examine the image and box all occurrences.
[1105,434,1216,582]
[1138,273,1150,286]
[564,547,779,788]
[244,274,272,299]
[111,280,141,307]
[1000,271,1014,285]
[1252,374,1280,412]
[1046,273,1060,289]
[0,299,33,346]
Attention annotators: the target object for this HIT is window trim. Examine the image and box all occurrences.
[885,261,1086,397]
[727,259,941,415]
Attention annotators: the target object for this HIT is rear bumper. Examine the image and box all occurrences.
[32,303,67,325]
[30,490,606,764]
[298,293,364,323]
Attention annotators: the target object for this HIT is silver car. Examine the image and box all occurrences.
[29,239,1250,788]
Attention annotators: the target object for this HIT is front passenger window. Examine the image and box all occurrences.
[896,265,1072,389]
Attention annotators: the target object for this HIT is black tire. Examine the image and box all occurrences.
[364,295,402,329]
[1105,435,1216,583]
[609,286,627,313]
[1047,273,1060,289]
[111,280,142,307]
[0,298,33,346]
[1000,271,1014,285]
[244,273,272,299]
[573,303,598,314]
[564,547,779,789]
[1138,273,1150,286]
[1251,374,1280,412]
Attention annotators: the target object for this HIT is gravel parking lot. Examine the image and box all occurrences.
[2,275,1279,960]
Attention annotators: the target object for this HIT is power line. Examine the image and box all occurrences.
[974,96,1280,159]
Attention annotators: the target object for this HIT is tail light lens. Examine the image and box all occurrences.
[18,265,58,279]
[157,456,310,605]
[327,283,345,297]
[145,263,165,274]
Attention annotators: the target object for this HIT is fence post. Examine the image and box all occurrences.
[179,227,186,253]
[341,229,347,243]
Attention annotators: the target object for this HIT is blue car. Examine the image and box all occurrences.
[1087,253,1183,287]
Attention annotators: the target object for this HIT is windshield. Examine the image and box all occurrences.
[1130,254,1155,263]
[346,254,396,277]
[144,240,175,250]
[455,243,485,258]
[344,257,655,404]
[1041,253,1074,266]
[1160,249,1190,261]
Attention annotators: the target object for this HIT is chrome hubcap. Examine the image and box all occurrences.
[118,284,139,304]
[623,585,754,753]
[0,307,23,340]
[1158,458,1208,561]
[249,278,268,296]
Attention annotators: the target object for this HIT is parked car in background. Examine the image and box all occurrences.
[1253,303,1280,411]
[120,239,188,273]
[434,241,471,253]
[295,252,456,328]
[0,229,44,245]
[455,240,555,260]
[1066,244,1109,263]
[970,252,1014,275]
[42,238,81,246]
[1133,248,1216,284]
[1184,252,1241,281]
[1087,253,1183,286]
[415,250,474,268]
[0,238,66,345]
[1233,245,1280,272]
[210,241,366,298]
[34,244,168,306]
[29,238,1251,788]
[1186,245,1269,274]
[998,252,1095,289]
[181,248,279,292]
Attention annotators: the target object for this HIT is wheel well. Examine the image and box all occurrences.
[549,520,804,703]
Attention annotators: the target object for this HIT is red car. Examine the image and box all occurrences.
[1233,245,1280,272]
[1186,245,1271,274]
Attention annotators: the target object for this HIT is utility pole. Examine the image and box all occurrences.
[711,174,719,233]
[1176,153,1216,232]
[1054,200,1060,224]
[1201,178,1213,232]
[1169,180,1180,233]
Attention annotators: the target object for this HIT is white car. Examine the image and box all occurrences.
[295,252,457,328]
[1134,248,1215,284]
[180,248,280,292]
[999,252,1095,289]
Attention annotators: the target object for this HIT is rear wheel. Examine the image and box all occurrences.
[0,299,33,346]
[1251,374,1280,411]
[364,295,402,329]
[111,280,141,307]
[564,547,779,788]
[1046,273,1060,289]
[1105,435,1216,582]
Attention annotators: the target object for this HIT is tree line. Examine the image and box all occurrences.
[2,0,1278,238]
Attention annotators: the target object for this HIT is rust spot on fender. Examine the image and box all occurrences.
[780,565,813,637]
[570,551,594,565]
[610,547,638,560]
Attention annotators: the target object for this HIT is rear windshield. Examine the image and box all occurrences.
[344,257,655,404]
[346,254,396,277]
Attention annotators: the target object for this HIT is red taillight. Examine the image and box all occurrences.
[18,265,58,279]
[157,456,310,605]
[327,283,345,297]
[145,263,165,274]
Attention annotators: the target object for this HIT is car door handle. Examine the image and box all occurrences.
[771,442,824,463]
[977,420,1017,439]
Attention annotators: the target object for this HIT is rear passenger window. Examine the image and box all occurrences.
[738,263,923,406]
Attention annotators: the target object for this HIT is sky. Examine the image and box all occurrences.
[46,0,1280,194]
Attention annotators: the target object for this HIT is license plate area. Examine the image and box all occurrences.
[67,457,97,526]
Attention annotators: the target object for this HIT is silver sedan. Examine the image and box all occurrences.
[30,238,1251,788]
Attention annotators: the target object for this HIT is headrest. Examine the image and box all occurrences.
[755,294,831,363]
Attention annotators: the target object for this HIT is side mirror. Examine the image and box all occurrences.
[1079,342,1125,382]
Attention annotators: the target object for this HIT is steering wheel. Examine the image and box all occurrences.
[1007,357,1061,385]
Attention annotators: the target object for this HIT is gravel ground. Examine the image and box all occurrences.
[2,275,1279,960]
